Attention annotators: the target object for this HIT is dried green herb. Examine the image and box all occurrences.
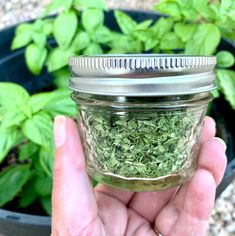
[80,108,201,179]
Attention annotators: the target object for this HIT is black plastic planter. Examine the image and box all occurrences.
[0,209,51,236]
[212,97,235,198]
[0,9,234,236]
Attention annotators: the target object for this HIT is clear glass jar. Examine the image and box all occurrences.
[69,54,216,191]
[72,93,211,191]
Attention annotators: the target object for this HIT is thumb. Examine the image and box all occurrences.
[52,116,97,235]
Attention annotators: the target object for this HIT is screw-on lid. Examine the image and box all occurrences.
[69,54,216,96]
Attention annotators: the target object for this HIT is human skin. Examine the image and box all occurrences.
[52,116,227,236]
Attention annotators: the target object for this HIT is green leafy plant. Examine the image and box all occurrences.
[11,0,235,108]
[0,83,76,214]
[152,0,235,109]
[1,0,235,215]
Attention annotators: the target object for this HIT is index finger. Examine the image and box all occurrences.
[52,116,97,235]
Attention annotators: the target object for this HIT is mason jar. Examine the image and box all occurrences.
[69,54,216,191]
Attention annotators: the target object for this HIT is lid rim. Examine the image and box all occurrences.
[69,72,216,96]
[69,54,217,96]
[69,85,216,96]
[69,54,216,77]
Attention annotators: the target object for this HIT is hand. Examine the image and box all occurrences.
[52,116,227,236]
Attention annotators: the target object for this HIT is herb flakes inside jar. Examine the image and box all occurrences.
[81,109,198,178]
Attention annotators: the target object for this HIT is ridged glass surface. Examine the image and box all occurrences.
[74,94,209,191]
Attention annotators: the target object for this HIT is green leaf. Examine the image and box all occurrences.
[160,32,184,50]
[193,0,216,20]
[54,10,78,49]
[0,83,31,127]
[19,142,39,161]
[221,13,235,26]
[39,147,54,176]
[216,51,235,68]
[0,83,30,108]
[0,165,30,207]
[109,35,141,53]
[114,11,137,35]
[40,195,52,215]
[134,30,153,44]
[44,89,76,117]
[181,8,197,21]
[11,32,32,50]
[185,24,220,55]
[91,26,113,44]
[228,9,235,21]
[150,17,174,38]
[71,31,90,52]
[82,8,104,31]
[179,0,198,20]
[74,0,106,9]
[15,23,32,35]
[19,174,38,208]
[25,43,47,75]
[11,21,45,50]
[45,0,73,14]
[32,32,47,48]
[210,3,221,20]
[136,20,153,30]
[216,69,235,109]
[42,19,54,36]
[47,48,75,72]
[174,23,196,42]
[219,25,235,41]
[0,128,22,163]
[211,89,220,99]
[22,112,53,150]
[144,37,159,51]
[53,68,70,89]
[0,109,27,129]
[220,0,233,22]
[83,43,103,55]
[30,89,74,115]
[32,19,44,32]
[35,176,52,197]
[29,92,52,114]
[154,0,182,19]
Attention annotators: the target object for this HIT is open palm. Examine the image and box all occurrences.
[52,117,226,236]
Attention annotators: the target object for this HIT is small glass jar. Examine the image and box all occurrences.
[69,54,216,191]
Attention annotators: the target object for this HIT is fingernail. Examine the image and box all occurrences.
[54,116,67,148]
[214,137,227,151]
[211,118,216,128]
[204,116,216,128]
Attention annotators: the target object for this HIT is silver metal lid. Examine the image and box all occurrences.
[69,54,216,96]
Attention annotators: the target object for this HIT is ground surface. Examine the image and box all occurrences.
[0,0,234,235]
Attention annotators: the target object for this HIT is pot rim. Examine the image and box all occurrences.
[0,209,51,226]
